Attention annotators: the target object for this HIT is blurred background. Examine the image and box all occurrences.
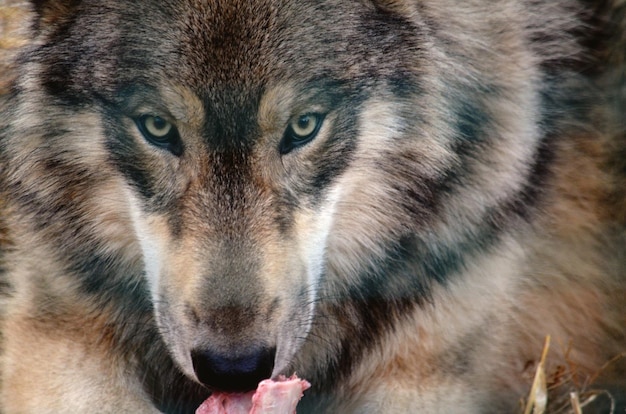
[0,1,29,95]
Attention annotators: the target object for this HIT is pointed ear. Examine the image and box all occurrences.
[29,0,80,30]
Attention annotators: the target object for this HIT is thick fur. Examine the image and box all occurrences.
[0,0,625,412]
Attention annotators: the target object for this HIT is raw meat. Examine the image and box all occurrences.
[195,392,253,414]
[196,375,310,414]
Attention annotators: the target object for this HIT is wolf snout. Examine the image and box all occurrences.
[191,346,276,392]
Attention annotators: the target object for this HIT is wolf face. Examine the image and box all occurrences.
[108,1,536,392]
[11,0,432,392]
[112,3,550,394]
[123,91,346,390]
[2,0,569,389]
[19,0,420,391]
[2,0,624,411]
[97,2,366,391]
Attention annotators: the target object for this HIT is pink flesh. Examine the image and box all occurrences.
[195,392,253,414]
[195,375,310,414]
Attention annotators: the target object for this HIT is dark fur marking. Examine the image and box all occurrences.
[69,250,140,297]
[105,141,156,201]
[452,92,492,144]
[101,106,158,201]
[66,248,209,412]
[129,317,210,413]
[34,9,97,107]
[305,101,361,200]
[495,136,556,225]
[306,227,501,397]
[359,3,425,79]
[200,90,263,153]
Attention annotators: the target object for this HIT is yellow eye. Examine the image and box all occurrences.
[135,114,183,156]
[280,113,325,154]
[290,114,319,138]
[143,115,173,139]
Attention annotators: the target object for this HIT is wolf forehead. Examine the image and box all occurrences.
[36,0,422,103]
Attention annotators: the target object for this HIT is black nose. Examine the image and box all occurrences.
[191,347,276,393]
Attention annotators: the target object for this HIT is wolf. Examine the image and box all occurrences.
[0,0,624,412]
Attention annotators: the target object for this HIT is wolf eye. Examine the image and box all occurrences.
[279,113,325,154]
[135,114,183,156]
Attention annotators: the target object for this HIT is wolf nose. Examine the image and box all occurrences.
[191,347,276,392]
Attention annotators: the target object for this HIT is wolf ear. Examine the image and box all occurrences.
[29,0,80,30]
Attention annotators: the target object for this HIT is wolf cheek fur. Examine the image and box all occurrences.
[0,0,625,413]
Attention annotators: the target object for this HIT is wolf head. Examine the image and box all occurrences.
[10,0,581,396]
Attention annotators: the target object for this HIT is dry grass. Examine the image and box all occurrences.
[521,336,625,414]
[523,336,551,414]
